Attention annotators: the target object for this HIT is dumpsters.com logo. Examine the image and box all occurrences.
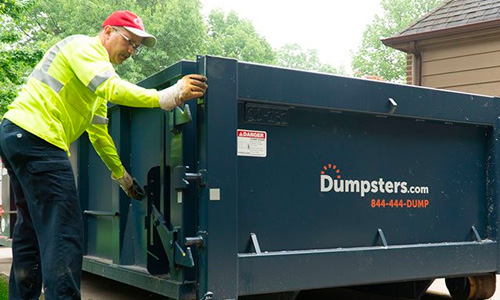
[320,163,430,197]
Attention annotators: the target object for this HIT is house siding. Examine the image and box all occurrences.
[416,28,500,95]
[406,54,413,85]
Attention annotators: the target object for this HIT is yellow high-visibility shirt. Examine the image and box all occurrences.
[4,35,160,177]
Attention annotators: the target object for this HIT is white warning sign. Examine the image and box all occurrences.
[237,129,267,157]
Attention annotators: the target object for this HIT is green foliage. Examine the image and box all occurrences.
[0,0,30,17]
[351,0,444,82]
[21,0,206,83]
[0,47,43,115]
[276,43,346,75]
[204,10,275,64]
[0,274,7,300]
[120,0,206,82]
[0,0,340,116]
[0,0,43,117]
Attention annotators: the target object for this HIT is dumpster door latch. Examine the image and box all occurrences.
[170,104,192,133]
[172,165,206,189]
[150,204,195,268]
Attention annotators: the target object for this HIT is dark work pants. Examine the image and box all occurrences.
[0,119,83,300]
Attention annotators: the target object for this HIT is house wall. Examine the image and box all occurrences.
[406,54,413,85]
[414,27,500,96]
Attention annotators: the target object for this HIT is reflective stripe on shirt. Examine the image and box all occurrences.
[87,69,117,93]
[30,36,79,93]
[91,115,109,125]
[30,69,63,93]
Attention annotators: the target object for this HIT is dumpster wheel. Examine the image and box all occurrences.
[445,274,496,300]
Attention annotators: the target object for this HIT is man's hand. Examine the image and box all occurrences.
[159,74,208,110]
[174,74,208,105]
[112,170,145,200]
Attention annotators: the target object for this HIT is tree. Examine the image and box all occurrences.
[119,0,206,82]
[0,1,340,116]
[0,0,43,116]
[204,10,275,64]
[0,0,207,115]
[25,0,206,83]
[203,11,343,74]
[351,0,444,82]
[276,43,346,75]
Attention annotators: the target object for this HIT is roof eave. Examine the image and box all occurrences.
[381,19,500,52]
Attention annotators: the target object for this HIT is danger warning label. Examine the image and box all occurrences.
[237,129,267,157]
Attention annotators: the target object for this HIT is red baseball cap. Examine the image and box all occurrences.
[102,10,157,47]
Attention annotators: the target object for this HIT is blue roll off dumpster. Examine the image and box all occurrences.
[75,56,500,300]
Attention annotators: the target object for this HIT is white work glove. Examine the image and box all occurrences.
[158,74,208,110]
[112,169,145,200]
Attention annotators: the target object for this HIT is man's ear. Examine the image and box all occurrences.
[103,25,113,38]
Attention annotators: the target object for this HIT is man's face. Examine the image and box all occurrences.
[102,26,143,65]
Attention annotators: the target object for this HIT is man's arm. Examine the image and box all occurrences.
[67,38,207,110]
[86,100,143,200]
[95,73,207,110]
[86,100,124,178]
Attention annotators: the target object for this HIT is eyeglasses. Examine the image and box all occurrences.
[112,27,141,55]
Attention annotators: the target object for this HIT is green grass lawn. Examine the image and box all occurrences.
[0,277,45,300]
[0,275,8,300]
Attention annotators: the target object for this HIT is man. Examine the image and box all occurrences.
[0,10,207,300]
